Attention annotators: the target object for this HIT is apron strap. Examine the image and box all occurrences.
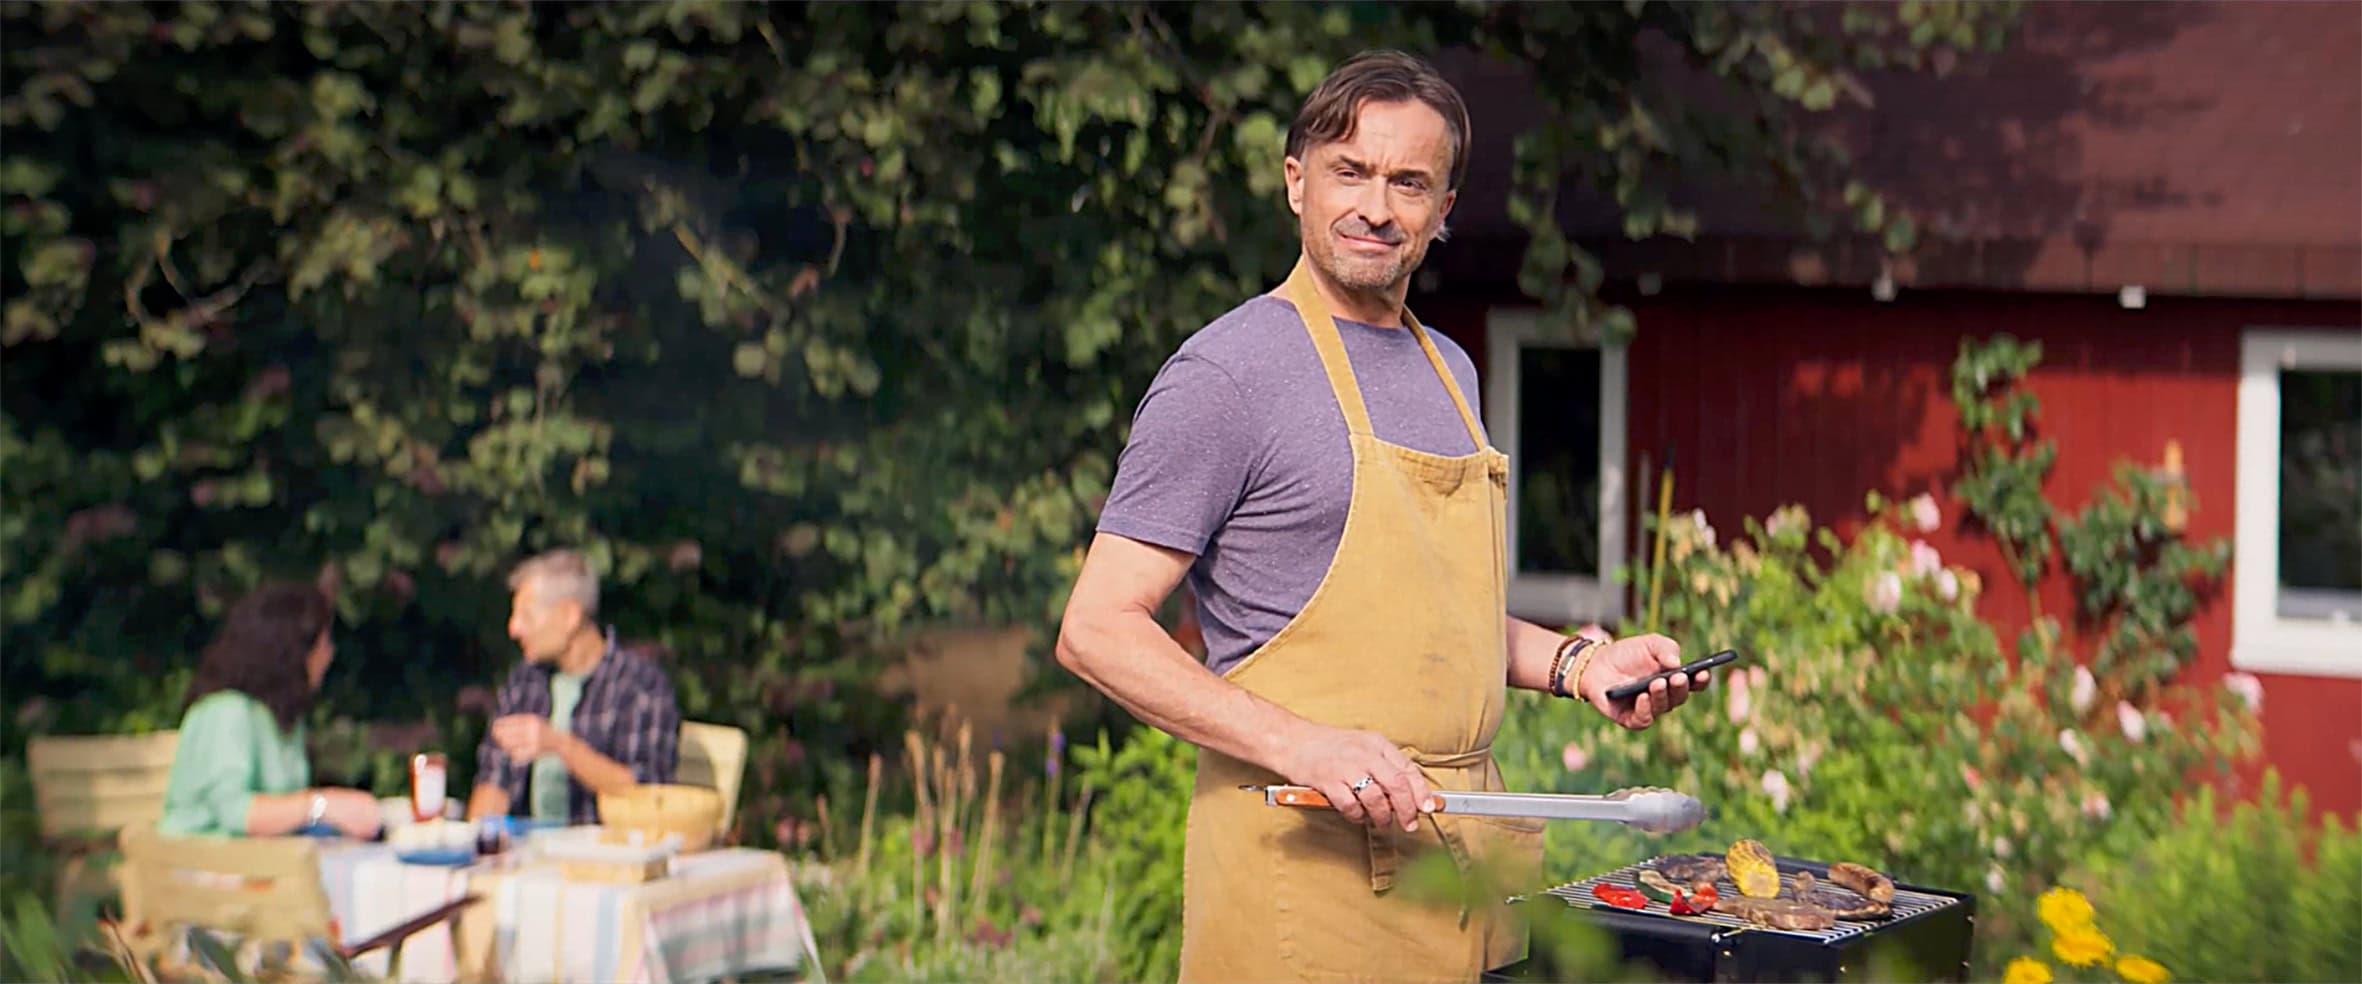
[1278,260,1375,437]
[1407,313,1489,450]
[1275,257,1488,448]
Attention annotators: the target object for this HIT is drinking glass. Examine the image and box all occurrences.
[409,752,448,823]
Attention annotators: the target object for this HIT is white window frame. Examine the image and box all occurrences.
[1483,307,1629,627]
[2231,328,2362,678]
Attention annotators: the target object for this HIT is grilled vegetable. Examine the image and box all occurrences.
[1712,894,1837,931]
[1668,883,1718,916]
[1828,862,1895,903]
[1636,869,1685,904]
[1592,882,1648,910]
[1726,839,1781,898]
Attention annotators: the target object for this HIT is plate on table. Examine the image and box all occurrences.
[394,846,477,867]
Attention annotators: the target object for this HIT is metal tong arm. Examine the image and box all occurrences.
[1242,784,1705,833]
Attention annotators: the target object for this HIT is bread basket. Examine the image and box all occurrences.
[596,783,722,853]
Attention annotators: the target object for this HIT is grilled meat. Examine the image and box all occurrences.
[1653,854,1727,888]
[1828,862,1896,903]
[1712,894,1837,931]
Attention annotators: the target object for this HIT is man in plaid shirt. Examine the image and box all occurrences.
[465,549,680,825]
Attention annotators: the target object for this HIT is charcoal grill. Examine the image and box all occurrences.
[1486,853,1978,983]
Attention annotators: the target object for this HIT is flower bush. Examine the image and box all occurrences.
[1494,336,2275,978]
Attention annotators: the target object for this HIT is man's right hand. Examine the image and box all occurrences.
[1275,722,1435,832]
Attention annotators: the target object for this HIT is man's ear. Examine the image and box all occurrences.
[1283,157,1305,216]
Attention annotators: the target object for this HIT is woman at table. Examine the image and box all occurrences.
[156,581,382,839]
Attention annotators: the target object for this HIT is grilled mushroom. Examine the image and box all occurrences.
[1653,853,1727,888]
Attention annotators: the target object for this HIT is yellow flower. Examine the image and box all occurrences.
[2036,887,2096,933]
[2052,925,2115,967]
[2115,955,2170,984]
[2002,957,2053,984]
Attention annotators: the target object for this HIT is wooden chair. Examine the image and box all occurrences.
[676,721,749,840]
[114,824,479,982]
[26,731,180,913]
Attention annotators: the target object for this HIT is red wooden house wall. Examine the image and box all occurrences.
[1417,285,2362,819]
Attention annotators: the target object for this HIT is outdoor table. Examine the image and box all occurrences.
[318,840,816,984]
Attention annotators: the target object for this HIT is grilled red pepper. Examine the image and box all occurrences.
[1668,884,1717,915]
[1591,882,1648,910]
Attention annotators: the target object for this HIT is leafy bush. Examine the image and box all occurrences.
[1494,336,2268,977]
[2060,775,2362,984]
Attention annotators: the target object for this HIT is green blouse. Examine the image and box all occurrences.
[157,691,312,836]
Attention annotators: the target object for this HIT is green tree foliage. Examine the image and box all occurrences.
[1,1,2017,776]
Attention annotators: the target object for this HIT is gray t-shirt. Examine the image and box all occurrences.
[1096,294,1487,675]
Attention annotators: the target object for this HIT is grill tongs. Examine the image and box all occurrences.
[1243,784,1706,834]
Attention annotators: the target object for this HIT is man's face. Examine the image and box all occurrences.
[507,583,581,664]
[1284,98,1458,296]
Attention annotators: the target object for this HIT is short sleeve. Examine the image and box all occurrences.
[158,697,261,836]
[1096,354,1260,555]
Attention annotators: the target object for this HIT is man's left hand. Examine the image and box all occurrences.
[1575,634,1707,730]
[491,714,568,763]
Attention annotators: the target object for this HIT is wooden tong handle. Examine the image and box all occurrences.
[1252,785,1444,811]
[1269,786,1332,808]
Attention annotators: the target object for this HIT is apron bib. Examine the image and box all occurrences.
[1175,259,1546,984]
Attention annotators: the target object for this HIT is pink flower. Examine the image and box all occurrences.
[1761,770,1791,813]
[1798,741,1823,778]
[1690,509,1717,549]
[2223,672,2264,713]
[2082,791,2112,821]
[2059,728,2089,765]
[1739,728,1760,757]
[1985,865,2005,894]
[2116,701,2147,743]
[1867,571,1903,613]
[1749,666,1766,689]
[1726,671,1753,724]
[1909,540,1942,578]
[1908,493,1942,533]
[1935,569,1959,601]
[1960,764,1983,790]
[2071,665,2096,714]
[1561,741,1590,772]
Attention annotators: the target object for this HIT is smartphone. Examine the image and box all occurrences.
[1602,649,1740,702]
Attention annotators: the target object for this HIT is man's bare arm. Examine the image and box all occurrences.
[1055,533,1310,771]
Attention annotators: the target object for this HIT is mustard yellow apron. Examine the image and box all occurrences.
[1175,259,1546,984]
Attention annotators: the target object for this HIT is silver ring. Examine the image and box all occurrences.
[1350,775,1375,792]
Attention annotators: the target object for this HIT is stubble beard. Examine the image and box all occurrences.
[1308,226,1427,297]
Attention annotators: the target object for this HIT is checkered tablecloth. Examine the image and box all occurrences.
[318,842,816,984]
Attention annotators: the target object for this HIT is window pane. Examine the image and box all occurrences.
[1515,347,1601,576]
[2277,368,2361,619]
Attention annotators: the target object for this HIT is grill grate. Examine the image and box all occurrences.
[1534,855,1965,944]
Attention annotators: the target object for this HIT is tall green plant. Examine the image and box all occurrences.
[2048,773,2361,984]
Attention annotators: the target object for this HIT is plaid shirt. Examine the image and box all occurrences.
[475,626,681,824]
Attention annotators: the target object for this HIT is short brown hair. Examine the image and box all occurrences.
[1286,50,1473,191]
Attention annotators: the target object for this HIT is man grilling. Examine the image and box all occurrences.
[1055,50,1713,982]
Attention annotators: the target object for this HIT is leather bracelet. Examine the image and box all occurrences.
[1548,636,1591,698]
